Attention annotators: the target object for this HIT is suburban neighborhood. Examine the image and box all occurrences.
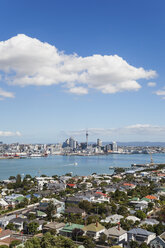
[0,164,164,248]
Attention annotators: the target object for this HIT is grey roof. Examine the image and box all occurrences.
[128,228,155,236]
[141,219,159,226]
[44,222,65,230]
[10,217,27,224]
[104,226,127,237]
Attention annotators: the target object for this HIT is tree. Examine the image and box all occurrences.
[135,210,146,220]
[27,222,39,234]
[83,237,95,248]
[148,202,154,211]
[46,201,55,221]
[25,237,41,248]
[9,176,16,180]
[139,242,149,248]
[28,213,36,221]
[18,198,29,208]
[79,200,92,213]
[130,240,139,248]
[154,223,165,235]
[158,206,165,222]
[5,223,15,230]
[72,228,84,241]
[111,202,117,214]
[98,233,107,245]
[117,205,129,216]
[15,174,22,187]
[9,240,22,248]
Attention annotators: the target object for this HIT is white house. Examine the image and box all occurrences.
[104,225,127,247]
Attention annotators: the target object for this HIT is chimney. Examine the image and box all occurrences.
[16,214,18,218]
[118,222,120,231]
[96,222,98,227]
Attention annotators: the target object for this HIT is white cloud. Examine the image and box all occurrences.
[155,89,165,96]
[147,82,156,87]
[0,131,21,137]
[68,87,88,95]
[0,34,156,95]
[0,88,14,100]
[63,124,165,141]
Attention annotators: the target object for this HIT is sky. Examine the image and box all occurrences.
[0,0,165,143]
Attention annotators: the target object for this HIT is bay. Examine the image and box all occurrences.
[0,153,165,180]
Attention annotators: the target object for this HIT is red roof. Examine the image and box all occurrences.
[67,184,76,187]
[145,195,157,200]
[123,183,135,187]
[158,173,165,177]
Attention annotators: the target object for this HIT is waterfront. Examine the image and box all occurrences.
[0,153,164,180]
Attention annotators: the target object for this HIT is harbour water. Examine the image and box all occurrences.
[0,153,165,180]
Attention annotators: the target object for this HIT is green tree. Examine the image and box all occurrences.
[83,237,95,248]
[98,233,107,245]
[139,242,149,248]
[27,222,39,234]
[135,210,146,220]
[5,223,15,230]
[9,176,16,180]
[25,237,41,248]
[9,240,22,248]
[130,240,139,248]
[46,201,55,221]
[79,200,92,213]
[72,228,84,241]
[16,174,22,187]
[117,205,129,216]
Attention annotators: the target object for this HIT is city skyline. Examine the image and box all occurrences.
[0,0,165,143]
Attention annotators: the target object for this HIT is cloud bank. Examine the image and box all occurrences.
[0,34,156,95]
[0,131,21,137]
[63,124,165,141]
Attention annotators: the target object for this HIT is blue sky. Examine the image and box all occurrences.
[0,0,165,143]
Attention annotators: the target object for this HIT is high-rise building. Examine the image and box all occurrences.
[112,141,118,152]
[97,139,102,147]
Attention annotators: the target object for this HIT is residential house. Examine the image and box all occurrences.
[140,219,159,226]
[101,214,124,224]
[24,219,45,233]
[104,225,127,247]
[39,198,65,215]
[65,207,86,217]
[59,223,84,237]
[0,229,12,241]
[150,231,165,248]
[145,195,158,201]
[0,229,19,247]
[43,222,65,234]
[83,222,105,239]
[135,202,148,211]
[0,199,9,210]
[9,217,27,231]
[0,215,18,228]
[126,216,140,223]
[127,228,156,245]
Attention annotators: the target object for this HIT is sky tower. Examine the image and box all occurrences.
[86,130,88,148]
